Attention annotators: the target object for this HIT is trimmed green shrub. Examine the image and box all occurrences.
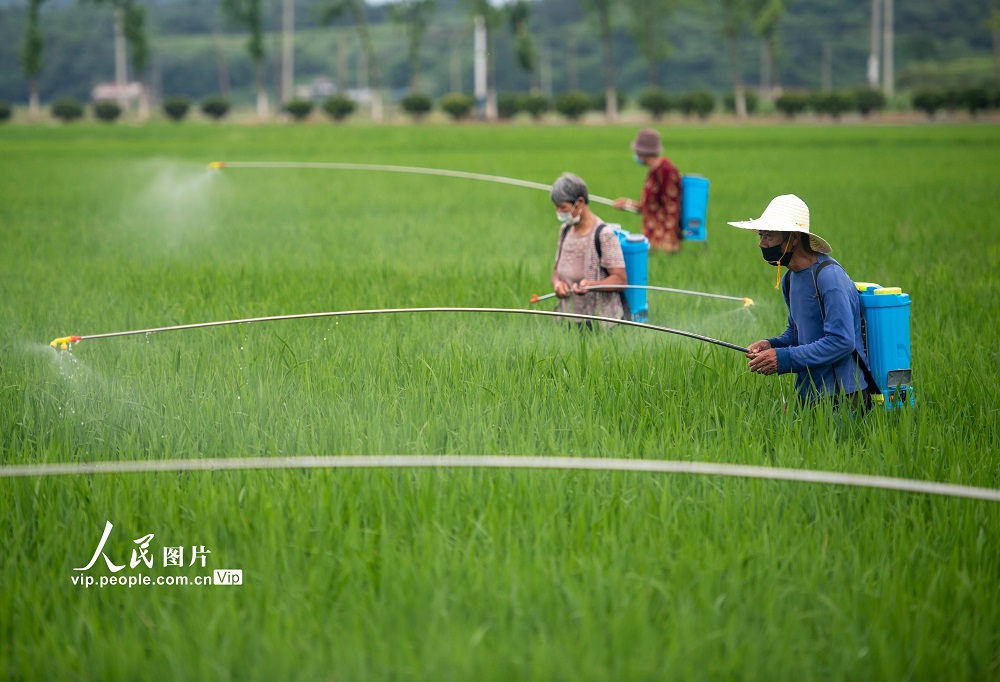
[943,88,963,111]
[497,93,522,120]
[52,98,84,122]
[854,88,887,116]
[638,88,673,120]
[987,87,1000,110]
[440,92,475,121]
[162,96,191,122]
[723,90,759,115]
[555,90,591,121]
[284,98,314,121]
[93,101,122,122]
[521,94,550,121]
[0,100,11,122]
[912,88,945,117]
[322,94,356,122]
[775,91,809,117]
[812,90,855,118]
[960,86,990,116]
[401,93,433,120]
[678,90,715,119]
[200,95,231,120]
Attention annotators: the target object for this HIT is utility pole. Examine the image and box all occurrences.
[881,0,894,98]
[867,0,880,88]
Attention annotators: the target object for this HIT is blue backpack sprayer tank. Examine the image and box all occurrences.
[855,283,914,409]
[607,225,650,323]
[681,175,710,242]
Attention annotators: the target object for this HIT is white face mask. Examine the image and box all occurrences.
[556,203,581,225]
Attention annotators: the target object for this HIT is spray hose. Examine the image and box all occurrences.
[207,161,631,210]
[530,285,753,307]
[50,307,748,354]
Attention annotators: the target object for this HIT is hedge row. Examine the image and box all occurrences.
[4,86,998,125]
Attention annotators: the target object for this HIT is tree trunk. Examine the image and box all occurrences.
[770,34,781,91]
[597,7,617,121]
[644,19,658,87]
[867,0,881,88]
[728,31,746,120]
[255,60,270,119]
[450,49,461,93]
[409,29,421,91]
[821,43,832,91]
[567,31,578,91]
[539,47,551,98]
[337,33,348,92]
[881,0,894,98]
[759,42,771,103]
[114,7,128,112]
[486,48,497,121]
[474,14,487,118]
[213,31,230,98]
[359,24,382,122]
[29,79,40,120]
[281,0,294,103]
[138,81,149,120]
[992,25,1000,83]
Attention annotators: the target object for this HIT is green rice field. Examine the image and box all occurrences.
[2,121,999,679]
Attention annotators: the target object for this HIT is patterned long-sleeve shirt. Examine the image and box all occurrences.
[639,157,682,253]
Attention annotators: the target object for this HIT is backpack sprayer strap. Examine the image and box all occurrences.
[810,259,882,397]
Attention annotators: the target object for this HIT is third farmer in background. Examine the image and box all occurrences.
[613,128,683,254]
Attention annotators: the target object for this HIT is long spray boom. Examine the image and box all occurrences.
[207,161,639,212]
[530,285,753,307]
[50,307,748,354]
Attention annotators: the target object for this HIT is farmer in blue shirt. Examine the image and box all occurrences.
[728,194,871,407]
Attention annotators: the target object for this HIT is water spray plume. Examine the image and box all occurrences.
[48,307,748,354]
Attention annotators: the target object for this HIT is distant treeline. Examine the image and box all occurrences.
[0,0,996,106]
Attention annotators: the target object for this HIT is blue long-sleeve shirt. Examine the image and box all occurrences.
[769,255,869,399]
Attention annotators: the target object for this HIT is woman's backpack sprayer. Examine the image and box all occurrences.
[609,224,651,322]
[855,283,914,409]
[681,175,710,242]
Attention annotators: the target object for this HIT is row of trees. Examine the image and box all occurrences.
[5,84,997,125]
[15,0,1000,124]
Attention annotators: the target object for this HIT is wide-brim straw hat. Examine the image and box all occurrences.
[727,194,832,254]
[630,128,662,156]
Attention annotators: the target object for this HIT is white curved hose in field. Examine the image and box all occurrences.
[1,456,997,502]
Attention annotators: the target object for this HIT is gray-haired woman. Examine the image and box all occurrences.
[549,173,628,329]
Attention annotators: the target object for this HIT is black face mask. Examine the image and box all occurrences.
[761,238,793,267]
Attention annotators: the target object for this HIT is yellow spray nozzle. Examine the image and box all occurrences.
[208,161,226,170]
[742,298,754,308]
[49,335,82,350]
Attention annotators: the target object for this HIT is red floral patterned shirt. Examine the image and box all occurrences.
[640,157,682,253]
